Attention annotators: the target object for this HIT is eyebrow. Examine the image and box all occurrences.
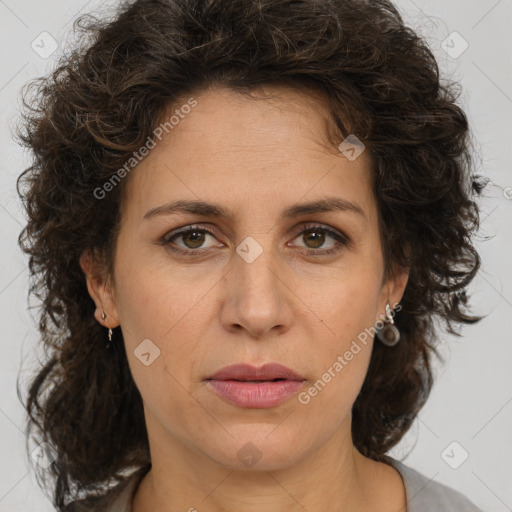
[143,196,366,222]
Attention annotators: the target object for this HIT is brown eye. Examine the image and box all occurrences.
[162,225,221,254]
[290,224,350,256]
[302,229,326,249]
[160,223,350,257]
[179,230,208,249]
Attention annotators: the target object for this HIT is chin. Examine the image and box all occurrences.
[199,431,314,472]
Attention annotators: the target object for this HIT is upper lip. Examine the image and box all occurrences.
[207,363,305,381]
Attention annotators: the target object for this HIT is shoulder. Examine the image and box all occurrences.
[385,456,484,512]
[63,467,147,512]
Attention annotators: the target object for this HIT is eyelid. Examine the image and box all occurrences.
[292,222,350,243]
[161,223,220,246]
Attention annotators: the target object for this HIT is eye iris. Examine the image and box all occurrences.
[183,231,205,249]
[304,230,325,249]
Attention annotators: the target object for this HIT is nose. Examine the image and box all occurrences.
[219,240,294,339]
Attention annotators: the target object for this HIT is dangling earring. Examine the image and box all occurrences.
[376,302,400,347]
[101,309,113,349]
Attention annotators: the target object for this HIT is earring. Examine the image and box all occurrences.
[101,309,113,349]
[376,303,400,347]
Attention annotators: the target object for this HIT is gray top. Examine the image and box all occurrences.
[64,456,484,511]
[385,457,483,511]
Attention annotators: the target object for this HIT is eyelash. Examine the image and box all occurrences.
[159,223,350,257]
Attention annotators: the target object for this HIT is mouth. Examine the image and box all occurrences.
[205,363,306,408]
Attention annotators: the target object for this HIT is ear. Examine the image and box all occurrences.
[377,263,410,320]
[79,248,120,328]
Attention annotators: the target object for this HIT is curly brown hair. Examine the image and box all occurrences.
[16,0,488,509]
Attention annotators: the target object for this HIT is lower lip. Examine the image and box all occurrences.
[206,379,305,408]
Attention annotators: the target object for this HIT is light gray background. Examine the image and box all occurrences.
[1,0,511,510]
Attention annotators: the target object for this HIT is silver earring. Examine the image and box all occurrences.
[376,303,400,346]
[101,309,113,349]
[105,327,113,350]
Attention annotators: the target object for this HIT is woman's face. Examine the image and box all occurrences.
[83,85,408,471]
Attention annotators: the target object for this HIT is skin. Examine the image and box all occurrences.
[80,84,410,512]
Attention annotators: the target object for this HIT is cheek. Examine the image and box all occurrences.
[297,334,373,428]
[115,269,211,400]
[298,274,378,406]
[313,268,381,340]
[113,259,193,340]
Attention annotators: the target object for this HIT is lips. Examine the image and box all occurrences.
[206,363,305,382]
[205,363,306,408]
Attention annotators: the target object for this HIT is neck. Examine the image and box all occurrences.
[131,412,405,512]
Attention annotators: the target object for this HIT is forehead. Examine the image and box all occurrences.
[157,85,340,154]
[119,84,376,225]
